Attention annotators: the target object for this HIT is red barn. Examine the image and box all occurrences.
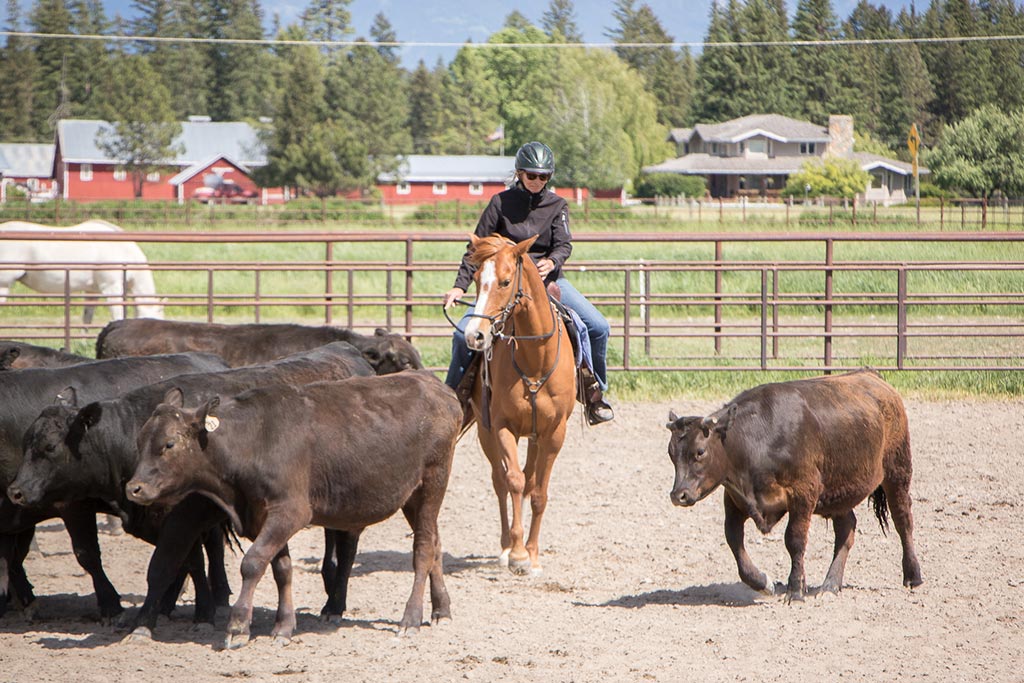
[376,155,590,206]
[0,143,56,202]
[54,118,283,204]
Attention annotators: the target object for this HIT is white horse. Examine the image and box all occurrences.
[0,220,165,323]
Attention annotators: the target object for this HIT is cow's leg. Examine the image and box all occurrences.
[225,514,305,649]
[202,525,232,607]
[783,500,814,603]
[882,466,923,588]
[398,487,449,634]
[522,421,566,576]
[0,531,37,617]
[477,426,514,567]
[321,528,336,598]
[60,507,123,620]
[126,500,225,637]
[268,544,296,644]
[821,510,857,594]
[724,494,772,593]
[320,529,360,623]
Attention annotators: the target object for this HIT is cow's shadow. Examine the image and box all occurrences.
[295,549,493,578]
[588,582,773,609]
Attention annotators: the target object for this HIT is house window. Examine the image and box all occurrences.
[113,167,127,181]
[711,143,720,156]
[800,142,817,155]
[396,182,411,195]
[80,164,93,181]
[146,171,161,182]
[469,182,483,195]
[432,182,447,195]
[748,139,766,154]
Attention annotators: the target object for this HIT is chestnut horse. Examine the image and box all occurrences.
[463,234,576,575]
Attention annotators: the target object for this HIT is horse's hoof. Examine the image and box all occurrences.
[223,632,250,650]
[122,627,153,644]
[508,557,532,575]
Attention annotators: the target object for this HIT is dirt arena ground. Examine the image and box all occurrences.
[0,396,1021,683]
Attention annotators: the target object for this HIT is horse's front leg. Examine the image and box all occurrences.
[522,421,567,576]
[478,425,513,566]
[490,427,529,574]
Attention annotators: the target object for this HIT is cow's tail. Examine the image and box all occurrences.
[870,486,890,536]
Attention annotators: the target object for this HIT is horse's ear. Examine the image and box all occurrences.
[469,234,482,248]
[515,234,539,256]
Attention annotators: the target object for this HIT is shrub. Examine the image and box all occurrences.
[634,173,706,199]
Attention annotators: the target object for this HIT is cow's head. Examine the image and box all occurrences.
[665,406,733,507]
[126,387,217,507]
[360,328,424,375]
[8,387,86,507]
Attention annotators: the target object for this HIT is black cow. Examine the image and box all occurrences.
[0,352,229,619]
[0,341,90,370]
[666,369,923,602]
[96,319,423,375]
[126,371,462,648]
[7,342,375,638]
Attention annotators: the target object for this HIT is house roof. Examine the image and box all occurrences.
[691,114,831,144]
[377,155,515,183]
[667,128,692,144]
[55,119,268,167]
[643,153,810,175]
[0,143,56,178]
[643,151,927,177]
[166,154,253,185]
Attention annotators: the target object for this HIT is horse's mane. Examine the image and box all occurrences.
[468,235,515,267]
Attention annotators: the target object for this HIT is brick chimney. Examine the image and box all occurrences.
[828,115,854,158]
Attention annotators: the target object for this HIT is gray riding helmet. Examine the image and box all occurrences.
[515,141,555,175]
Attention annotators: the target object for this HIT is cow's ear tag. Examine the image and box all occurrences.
[205,415,220,432]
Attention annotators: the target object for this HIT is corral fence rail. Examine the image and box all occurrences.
[0,230,1021,373]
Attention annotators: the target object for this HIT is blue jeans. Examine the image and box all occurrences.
[444,276,610,391]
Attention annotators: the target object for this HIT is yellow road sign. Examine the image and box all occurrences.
[907,123,921,156]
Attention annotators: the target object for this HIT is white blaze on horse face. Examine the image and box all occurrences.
[464,260,496,352]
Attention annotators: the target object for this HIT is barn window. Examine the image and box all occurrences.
[469,182,483,195]
[432,182,447,195]
[396,182,411,195]
[146,171,161,182]
[113,167,127,181]
[80,164,93,181]
[26,178,39,191]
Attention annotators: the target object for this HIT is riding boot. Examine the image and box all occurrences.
[579,366,614,425]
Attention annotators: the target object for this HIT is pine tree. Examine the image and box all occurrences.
[735,0,799,117]
[693,0,746,122]
[200,0,274,120]
[29,0,74,136]
[792,0,846,124]
[607,0,694,127]
[922,0,996,127]
[0,0,40,141]
[406,59,446,154]
[541,0,582,42]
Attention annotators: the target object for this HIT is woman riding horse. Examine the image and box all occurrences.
[442,141,613,425]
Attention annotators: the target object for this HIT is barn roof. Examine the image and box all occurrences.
[0,143,55,178]
[377,155,515,183]
[56,120,268,167]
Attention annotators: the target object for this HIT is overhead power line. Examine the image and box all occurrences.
[4,30,1024,49]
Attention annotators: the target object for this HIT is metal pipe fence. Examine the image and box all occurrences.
[0,230,1021,373]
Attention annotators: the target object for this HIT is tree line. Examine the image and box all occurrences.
[2,0,1024,195]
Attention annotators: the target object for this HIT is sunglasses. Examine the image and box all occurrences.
[522,172,550,182]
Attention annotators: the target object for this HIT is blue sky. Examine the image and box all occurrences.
[6,0,917,67]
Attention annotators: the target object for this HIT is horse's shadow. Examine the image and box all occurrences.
[585,582,771,609]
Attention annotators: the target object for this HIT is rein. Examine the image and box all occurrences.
[447,252,564,441]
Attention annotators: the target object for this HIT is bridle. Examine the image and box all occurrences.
[444,249,565,440]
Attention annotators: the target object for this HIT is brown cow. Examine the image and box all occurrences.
[666,369,922,602]
[95,319,423,375]
[125,371,462,648]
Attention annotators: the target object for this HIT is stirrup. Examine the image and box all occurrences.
[586,399,614,425]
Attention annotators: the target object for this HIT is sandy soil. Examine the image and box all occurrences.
[0,396,1021,683]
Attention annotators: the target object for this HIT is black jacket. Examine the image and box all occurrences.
[453,184,572,292]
